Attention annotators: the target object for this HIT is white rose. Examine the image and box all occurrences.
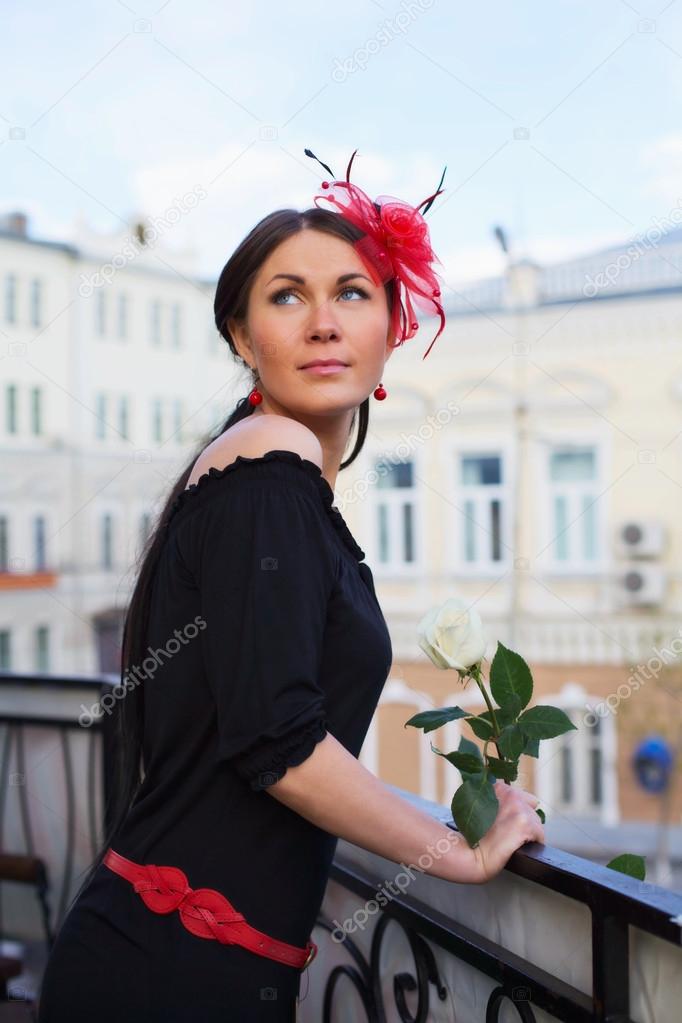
[417,597,487,672]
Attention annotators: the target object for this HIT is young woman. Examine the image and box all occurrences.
[37,153,544,1022]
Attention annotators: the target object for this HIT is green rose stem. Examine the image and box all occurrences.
[411,618,644,857]
[468,664,511,785]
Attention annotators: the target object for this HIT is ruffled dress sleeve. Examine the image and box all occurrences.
[184,468,339,791]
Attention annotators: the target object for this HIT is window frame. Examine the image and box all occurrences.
[362,446,424,579]
[442,436,515,578]
[535,432,609,577]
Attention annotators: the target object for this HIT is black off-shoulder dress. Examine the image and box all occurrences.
[37,450,393,1023]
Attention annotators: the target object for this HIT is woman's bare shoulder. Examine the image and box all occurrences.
[187,416,323,487]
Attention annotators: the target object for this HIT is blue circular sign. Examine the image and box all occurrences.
[632,735,674,794]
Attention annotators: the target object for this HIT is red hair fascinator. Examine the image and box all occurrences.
[305,148,447,359]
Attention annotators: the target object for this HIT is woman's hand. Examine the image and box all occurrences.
[471,779,545,883]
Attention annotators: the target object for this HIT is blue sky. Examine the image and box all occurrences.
[2,0,682,285]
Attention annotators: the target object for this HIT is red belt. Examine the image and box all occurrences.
[103,847,317,971]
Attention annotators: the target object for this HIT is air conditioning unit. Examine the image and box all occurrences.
[615,564,667,608]
[617,520,665,558]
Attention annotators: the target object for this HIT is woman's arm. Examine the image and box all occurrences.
[267,731,544,885]
[269,733,477,880]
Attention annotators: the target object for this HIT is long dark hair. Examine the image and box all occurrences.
[70,206,396,906]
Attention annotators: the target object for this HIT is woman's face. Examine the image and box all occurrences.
[228,228,395,419]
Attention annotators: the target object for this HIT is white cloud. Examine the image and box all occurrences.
[128,141,450,278]
[640,132,682,206]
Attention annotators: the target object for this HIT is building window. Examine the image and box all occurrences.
[173,398,183,443]
[118,395,130,441]
[35,625,50,673]
[548,447,599,567]
[150,300,161,345]
[30,387,42,435]
[117,293,128,339]
[95,290,107,336]
[152,398,163,443]
[0,516,8,571]
[101,513,114,570]
[6,384,18,433]
[374,458,417,567]
[139,512,151,549]
[171,303,181,348]
[552,711,604,815]
[459,454,505,567]
[34,515,47,570]
[5,274,17,324]
[0,630,10,670]
[29,278,42,327]
[95,393,107,439]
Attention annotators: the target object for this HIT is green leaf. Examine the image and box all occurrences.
[404,706,469,733]
[522,735,540,758]
[518,705,577,740]
[497,724,526,760]
[536,808,546,824]
[490,642,533,716]
[487,705,516,728]
[457,735,483,759]
[487,756,518,781]
[606,853,646,881]
[453,736,484,773]
[467,715,494,740]
[451,776,499,847]
[467,706,515,741]
[431,746,485,775]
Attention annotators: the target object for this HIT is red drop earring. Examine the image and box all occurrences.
[248,377,263,406]
[373,383,387,401]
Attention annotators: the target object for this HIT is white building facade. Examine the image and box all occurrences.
[0,212,236,675]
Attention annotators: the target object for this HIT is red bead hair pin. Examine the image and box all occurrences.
[305,148,447,360]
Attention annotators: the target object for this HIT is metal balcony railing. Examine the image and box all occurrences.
[0,672,680,1021]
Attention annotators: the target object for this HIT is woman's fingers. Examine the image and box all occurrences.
[494,780,540,808]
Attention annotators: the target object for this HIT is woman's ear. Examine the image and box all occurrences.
[228,317,254,366]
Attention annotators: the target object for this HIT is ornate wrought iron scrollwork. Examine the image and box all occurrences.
[485,984,538,1022]
[314,916,540,1022]
[315,914,448,1022]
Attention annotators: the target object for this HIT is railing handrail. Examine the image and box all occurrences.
[385,784,682,943]
[0,670,118,691]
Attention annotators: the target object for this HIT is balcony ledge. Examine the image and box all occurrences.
[303,786,682,1023]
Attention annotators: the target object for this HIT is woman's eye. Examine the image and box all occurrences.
[271,286,369,305]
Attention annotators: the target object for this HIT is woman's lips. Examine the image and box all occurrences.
[299,364,349,375]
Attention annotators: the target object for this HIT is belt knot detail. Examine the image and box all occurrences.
[103,847,317,969]
[131,863,247,943]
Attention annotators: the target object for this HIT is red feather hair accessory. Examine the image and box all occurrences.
[305,148,447,359]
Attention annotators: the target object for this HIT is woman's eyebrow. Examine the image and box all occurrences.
[266,272,373,286]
